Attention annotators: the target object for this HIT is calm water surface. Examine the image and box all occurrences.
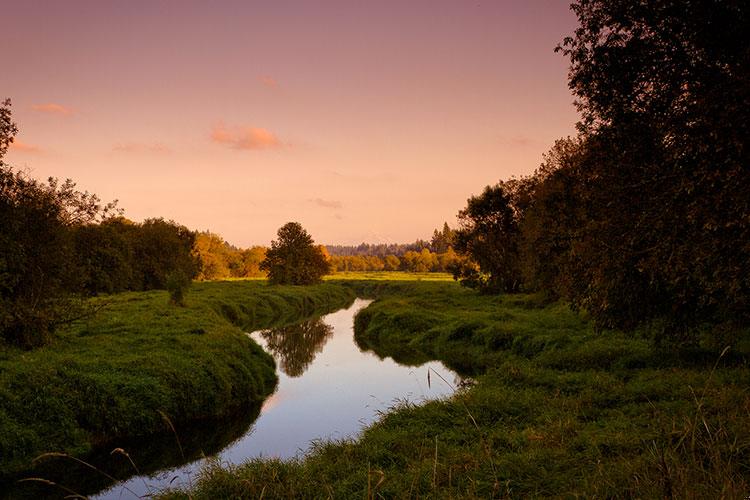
[94,298,460,498]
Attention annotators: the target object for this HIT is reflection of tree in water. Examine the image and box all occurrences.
[259,318,334,377]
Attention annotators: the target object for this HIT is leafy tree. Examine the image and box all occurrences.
[132,218,199,290]
[260,222,331,285]
[72,218,136,294]
[237,246,267,277]
[194,232,232,280]
[452,181,531,293]
[0,99,119,346]
[553,0,750,335]
[383,255,400,271]
[430,222,455,253]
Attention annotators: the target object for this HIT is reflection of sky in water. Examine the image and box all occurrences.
[96,298,459,499]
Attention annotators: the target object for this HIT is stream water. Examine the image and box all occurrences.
[82,298,460,498]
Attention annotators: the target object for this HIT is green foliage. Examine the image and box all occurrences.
[1,101,199,347]
[452,182,531,294]
[261,222,332,285]
[0,281,355,480]
[0,100,119,347]
[134,218,199,290]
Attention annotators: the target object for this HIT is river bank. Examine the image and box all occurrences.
[160,281,750,498]
[0,281,355,489]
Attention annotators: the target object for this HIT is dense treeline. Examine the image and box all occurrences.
[326,223,456,257]
[453,0,749,341]
[1,100,198,347]
[327,223,459,272]
[74,217,199,295]
[193,232,266,280]
[329,248,462,273]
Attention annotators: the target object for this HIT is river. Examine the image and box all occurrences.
[85,298,460,498]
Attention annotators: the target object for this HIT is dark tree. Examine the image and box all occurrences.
[430,222,456,253]
[0,100,119,346]
[131,218,199,290]
[72,218,136,295]
[260,222,331,285]
[452,181,532,294]
[550,0,750,335]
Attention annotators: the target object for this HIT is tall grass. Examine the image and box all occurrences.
[159,281,749,499]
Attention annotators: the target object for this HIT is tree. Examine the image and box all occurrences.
[1,99,120,346]
[430,222,455,253]
[383,255,401,271]
[553,0,750,335]
[193,232,232,280]
[260,222,331,285]
[132,218,199,290]
[452,181,532,293]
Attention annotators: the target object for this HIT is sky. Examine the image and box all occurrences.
[2,0,579,246]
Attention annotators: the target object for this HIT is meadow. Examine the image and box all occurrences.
[0,281,355,481]
[159,279,750,499]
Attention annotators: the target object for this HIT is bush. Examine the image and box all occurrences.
[166,270,191,306]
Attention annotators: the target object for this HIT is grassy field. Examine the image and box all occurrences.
[0,280,355,481]
[326,271,454,281]
[160,280,750,499]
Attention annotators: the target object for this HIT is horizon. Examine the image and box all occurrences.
[3,0,578,246]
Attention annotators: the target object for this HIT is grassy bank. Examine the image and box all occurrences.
[0,280,355,481]
[161,280,750,499]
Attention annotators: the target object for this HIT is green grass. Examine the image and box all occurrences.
[160,280,750,499]
[326,271,454,282]
[0,280,355,479]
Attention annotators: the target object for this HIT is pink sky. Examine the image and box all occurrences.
[2,0,578,246]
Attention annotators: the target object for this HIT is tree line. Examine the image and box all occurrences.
[329,248,462,273]
[451,0,749,342]
[0,123,201,347]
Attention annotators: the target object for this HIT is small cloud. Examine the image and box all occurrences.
[9,139,41,153]
[259,75,278,89]
[211,124,282,151]
[31,103,73,116]
[309,198,343,209]
[113,142,172,154]
[498,135,536,148]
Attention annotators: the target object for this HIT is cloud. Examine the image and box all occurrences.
[9,139,41,153]
[113,142,172,154]
[309,198,343,209]
[259,75,278,89]
[498,135,535,148]
[211,124,282,150]
[31,103,73,116]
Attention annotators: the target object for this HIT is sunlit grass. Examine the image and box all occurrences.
[0,281,355,480]
[160,281,750,499]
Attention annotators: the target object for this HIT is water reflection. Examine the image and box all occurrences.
[2,402,262,500]
[77,298,458,499]
[258,318,333,377]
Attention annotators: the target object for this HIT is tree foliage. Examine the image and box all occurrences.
[0,99,199,346]
[260,222,331,285]
[553,0,750,335]
[452,181,531,293]
[0,100,121,346]
[458,0,749,341]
